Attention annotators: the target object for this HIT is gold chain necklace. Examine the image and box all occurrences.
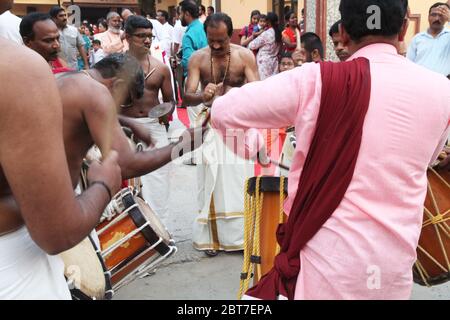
[210,49,231,86]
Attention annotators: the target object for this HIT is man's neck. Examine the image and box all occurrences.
[428,27,444,37]
[128,48,148,61]
[347,35,398,56]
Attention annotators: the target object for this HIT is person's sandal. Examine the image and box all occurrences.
[205,250,219,257]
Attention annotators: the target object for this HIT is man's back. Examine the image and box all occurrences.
[211,43,450,299]
[295,44,450,299]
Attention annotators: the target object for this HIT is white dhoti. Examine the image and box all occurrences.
[192,108,253,252]
[0,226,71,300]
[134,118,171,227]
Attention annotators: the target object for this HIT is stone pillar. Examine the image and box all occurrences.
[304,0,342,61]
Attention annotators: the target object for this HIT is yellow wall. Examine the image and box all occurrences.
[405,0,437,45]
[156,0,177,11]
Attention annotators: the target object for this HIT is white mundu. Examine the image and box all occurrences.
[192,108,253,252]
[0,226,71,300]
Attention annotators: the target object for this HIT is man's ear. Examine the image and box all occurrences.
[111,78,129,104]
[22,37,31,47]
[398,17,409,42]
[311,49,321,62]
[339,23,351,47]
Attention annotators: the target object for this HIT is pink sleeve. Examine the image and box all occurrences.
[211,63,321,158]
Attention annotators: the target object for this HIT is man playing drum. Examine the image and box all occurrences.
[0,38,122,299]
[122,15,175,226]
[183,13,259,256]
[211,0,450,299]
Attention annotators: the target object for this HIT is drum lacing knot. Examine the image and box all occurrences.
[431,212,450,225]
[101,199,121,222]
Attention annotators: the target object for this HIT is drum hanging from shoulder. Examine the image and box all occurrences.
[238,176,288,298]
[96,188,177,292]
[413,165,450,286]
[60,236,113,300]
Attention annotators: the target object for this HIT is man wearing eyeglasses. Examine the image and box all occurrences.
[123,15,176,227]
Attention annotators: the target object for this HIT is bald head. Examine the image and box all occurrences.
[121,9,134,22]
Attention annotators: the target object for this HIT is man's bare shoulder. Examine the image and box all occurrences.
[148,55,171,74]
[190,47,210,64]
[57,73,112,112]
[233,44,255,61]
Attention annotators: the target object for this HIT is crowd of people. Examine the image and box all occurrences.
[0,0,449,300]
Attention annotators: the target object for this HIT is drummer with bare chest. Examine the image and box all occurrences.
[122,15,173,118]
[183,13,259,107]
[121,15,175,224]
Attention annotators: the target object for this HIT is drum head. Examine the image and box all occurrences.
[148,102,174,119]
[135,197,171,244]
[60,237,106,300]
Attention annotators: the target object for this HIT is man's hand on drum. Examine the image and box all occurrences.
[438,146,450,171]
[202,83,224,105]
[87,150,122,196]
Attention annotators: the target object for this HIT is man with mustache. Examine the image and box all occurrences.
[407,2,450,76]
[20,13,63,71]
[49,6,88,70]
[328,20,351,61]
[94,11,126,55]
[183,13,259,256]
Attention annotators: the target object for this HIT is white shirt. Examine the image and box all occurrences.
[148,18,171,56]
[162,22,174,42]
[172,19,186,46]
[0,10,22,44]
[89,48,105,67]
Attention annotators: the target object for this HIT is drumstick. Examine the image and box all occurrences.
[202,111,211,128]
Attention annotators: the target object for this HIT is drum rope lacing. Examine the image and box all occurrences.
[414,167,450,287]
[238,176,286,299]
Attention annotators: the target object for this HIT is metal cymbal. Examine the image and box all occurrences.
[148,102,175,119]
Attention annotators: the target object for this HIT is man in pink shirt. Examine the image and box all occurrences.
[212,0,450,300]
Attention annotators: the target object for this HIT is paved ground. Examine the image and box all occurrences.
[114,117,450,300]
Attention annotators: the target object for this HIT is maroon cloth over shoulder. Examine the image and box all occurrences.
[245,57,372,300]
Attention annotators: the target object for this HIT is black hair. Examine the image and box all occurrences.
[49,6,64,18]
[259,14,267,21]
[284,10,296,22]
[125,15,153,35]
[430,2,450,13]
[447,74,450,80]
[93,53,145,100]
[250,10,261,23]
[20,12,52,39]
[301,32,324,59]
[199,5,206,13]
[339,0,408,42]
[157,10,169,22]
[92,39,101,46]
[204,13,233,37]
[97,18,107,30]
[207,6,215,13]
[266,12,282,44]
[329,20,341,37]
[280,51,293,59]
[179,0,200,19]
